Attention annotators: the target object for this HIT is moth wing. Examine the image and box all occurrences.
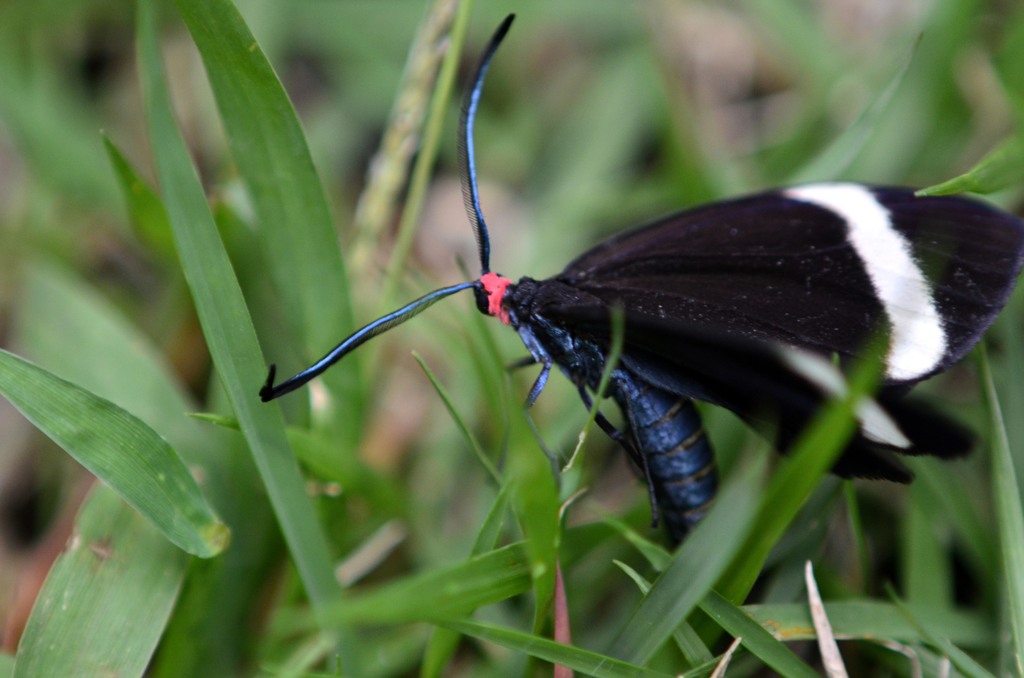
[558,186,1024,385]
[545,305,971,482]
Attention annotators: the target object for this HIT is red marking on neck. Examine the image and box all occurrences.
[480,271,512,325]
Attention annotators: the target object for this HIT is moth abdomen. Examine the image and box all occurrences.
[615,374,717,542]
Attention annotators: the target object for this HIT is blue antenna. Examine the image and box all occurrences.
[458,14,515,275]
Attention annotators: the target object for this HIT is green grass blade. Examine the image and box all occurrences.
[613,560,712,664]
[136,0,340,614]
[173,0,356,390]
[744,600,992,647]
[440,619,675,678]
[422,486,512,678]
[979,345,1024,674]
[508,402,561,633]
[700,592,819,678]
[13,485,188,678]
[16,263,201,453]
[902,483,954,609]
[102,135,177,263]
[0,41,118,208]
[885,590,996,678]
[0,348,226,556]
[715,350,883,606]
[413,351,501,484]
[318,543,531,626]
[917,134,1024,196]
[789,37,917,183]
[610,454,765,664]
[474,483,511,553]
[910,459,996,580]
[843,482,872,593]
[568,307,624,469]
[286,426,399,510]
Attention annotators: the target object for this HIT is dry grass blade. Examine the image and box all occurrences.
[806,560,848,678]
[710,636,743,678]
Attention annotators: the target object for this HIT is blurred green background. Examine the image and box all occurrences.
[0,0,1022,675]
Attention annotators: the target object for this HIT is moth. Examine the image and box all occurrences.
[262,15,1024,542]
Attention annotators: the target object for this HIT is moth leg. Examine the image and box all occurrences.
[524,412,561,478]
[576,386,661,529]
[506,355,537,371]
[524,360,552,409]
[519,359,560,475]
[576,387,630,454]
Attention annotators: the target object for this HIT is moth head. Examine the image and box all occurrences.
[476,272,512,325]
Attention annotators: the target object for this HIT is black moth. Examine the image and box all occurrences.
[262,15,1024,543]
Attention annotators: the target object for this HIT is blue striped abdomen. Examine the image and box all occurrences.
[615,376,717,542]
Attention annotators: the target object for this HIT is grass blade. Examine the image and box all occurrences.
[16,262,199,451]
[715,350,883,606]
[917,134,1024,196]
[351,0,461,267]
[743,600,991,647]
[610,453,765,663]
[136,0,340,617]
[441,619,675,678]
[318,543,531,626]
[789,37,918,183]
[173,0,356,399]
[700,592,819,678]
[978,344,1024,675]
[413,351,501,484]
[421,486,513,677]
[805,561,849,678]
[613,559,713,664]
[0,349,226,556]
[13,485,188,677]
[102,135,176,263]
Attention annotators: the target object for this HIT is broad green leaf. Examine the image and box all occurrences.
[13,485,188,677]
[0,349,226,557]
